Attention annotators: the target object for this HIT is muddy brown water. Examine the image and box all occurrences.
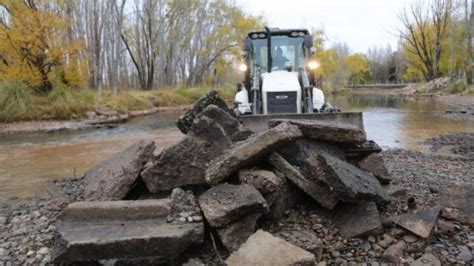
[1,94,473,201]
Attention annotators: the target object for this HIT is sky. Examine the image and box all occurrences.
[236,0,411,54]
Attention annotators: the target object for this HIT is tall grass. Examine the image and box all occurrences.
[0,83,236,122]
[0,80,34,122]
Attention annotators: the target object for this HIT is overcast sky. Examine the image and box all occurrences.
[236,0,411,54]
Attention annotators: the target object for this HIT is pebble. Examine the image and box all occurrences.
[457,250,473,262]
[38,247,49,255]
[187,216,193,223]
[402,234,418,243]
[0,247,10,257]
[191,215,203,222]
[331,250,341,258]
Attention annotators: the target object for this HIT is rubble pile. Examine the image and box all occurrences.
[50,90,470,264]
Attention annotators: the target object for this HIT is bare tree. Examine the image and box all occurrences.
[465,0,473,84]
[398,0,450,81]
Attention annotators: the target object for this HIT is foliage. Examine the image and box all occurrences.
[0,80,33,122]
[345,54,371,84]
[0,0,85,93]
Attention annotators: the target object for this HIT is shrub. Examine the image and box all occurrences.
[0,80,34,122]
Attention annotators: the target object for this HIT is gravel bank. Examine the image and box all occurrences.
[1,136,473,265]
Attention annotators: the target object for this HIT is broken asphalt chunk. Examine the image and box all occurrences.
[266,152,339,209]
[176,90,233,134]
[268,118,366,143]
[198,184,269,228]
[226,230,316,266]
[357,153,392,184]
[141,116,232,192]
[330,202,383,238]
[84,140,155,201]
[53,199,204,263]
[395,206,441,238]
[205,122,303,185]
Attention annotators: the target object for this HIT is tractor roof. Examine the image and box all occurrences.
[247,28,310,38]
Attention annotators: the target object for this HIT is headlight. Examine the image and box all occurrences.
[308,61,320,70]
[238,63,248,72]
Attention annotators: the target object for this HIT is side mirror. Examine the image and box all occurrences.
[304,35,313,48]
[244,38,252,51]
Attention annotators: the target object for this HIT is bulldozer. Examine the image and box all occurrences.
[234,27,363,132]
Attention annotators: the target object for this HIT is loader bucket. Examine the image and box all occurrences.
[237,112,364,132]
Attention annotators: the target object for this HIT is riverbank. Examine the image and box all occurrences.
[0,105,190,135]
[0,132,472,264]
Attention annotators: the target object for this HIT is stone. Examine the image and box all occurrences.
[238,169,282,195]
[205,122,303,185]
[176,90,233,134]
[402,234,419,243]
[331,202,382,238]
[279,229,324,261]
[457,249,473,263]
[383,184,408,199]
[216,213,261,251]
[83,140,155,201]
[0,247,9,257]
[357,153,391,184]
[38,247,49,255]
[268,119,366,143]
[266,152,339,209]
[230,128,254,143]
[142,116,232,192]
[381,240,406,263]
[182,258,205,266]
[53,199,204,263]
[436,219,455,233]
[278,143,389,206]
[412,253,441,266]
[226,230,316,266]
[239,169,297,218]
[199,184,269,227]
[197,104,240,136]
[440,184,474,224]
[395,207,441,238]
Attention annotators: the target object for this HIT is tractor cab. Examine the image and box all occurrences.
[235,27,324,115]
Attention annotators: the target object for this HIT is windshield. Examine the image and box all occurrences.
[250,36,306,72]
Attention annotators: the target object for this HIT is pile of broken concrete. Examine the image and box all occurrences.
[51,91,445,264]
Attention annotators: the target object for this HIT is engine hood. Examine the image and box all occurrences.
[261,71,300,92]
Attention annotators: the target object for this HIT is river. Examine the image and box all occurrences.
[0,94,473,201]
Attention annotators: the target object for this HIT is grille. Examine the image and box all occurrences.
[266,91,297,114]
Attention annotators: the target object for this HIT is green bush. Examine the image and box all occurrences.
[0,80,34,122]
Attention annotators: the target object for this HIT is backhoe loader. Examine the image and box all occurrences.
[234,27,363,132]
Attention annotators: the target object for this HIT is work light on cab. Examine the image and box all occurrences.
[308,61,320,70]
[238,63,248,72]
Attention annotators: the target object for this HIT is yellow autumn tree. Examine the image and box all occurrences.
[0,0,85,93]
[345,53,370,84]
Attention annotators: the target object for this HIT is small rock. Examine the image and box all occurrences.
[38,247,49,255]
[0,247,10,257]
[412,253,441,266]
[457,250,473,263]
[381,241,406,263]
[403,234,419,243]
[331,250,341,258]
[26,250,35,257]
[191,215,203,222]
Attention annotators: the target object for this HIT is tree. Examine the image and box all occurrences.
[398,0,451,81]
[0,0,83,93]
[345,54,371,84]
[465,0,473,84]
